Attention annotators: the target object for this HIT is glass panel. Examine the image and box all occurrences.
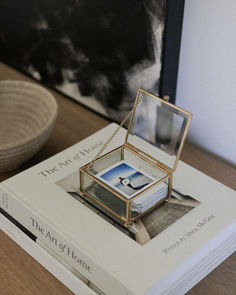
[123,147,167,181]
[81,145,170,222]
[87,147,122,175]
[127,90,191,170]
[81,171,127,219]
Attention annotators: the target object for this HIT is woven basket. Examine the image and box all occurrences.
[0,80,58,172]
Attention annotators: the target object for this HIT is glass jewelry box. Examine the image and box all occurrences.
[80,89,192,227]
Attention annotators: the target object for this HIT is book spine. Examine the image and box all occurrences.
[0,208,106,294]
[0,211,99,295]
[0,184,134,295]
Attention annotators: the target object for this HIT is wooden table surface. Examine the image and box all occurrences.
[0,63,235,295]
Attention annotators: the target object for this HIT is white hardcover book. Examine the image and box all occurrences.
[0,212,98,295]
[1,123,236,295]
[2,209,235,295]
[1,209,235,295]
[162,228,236,295]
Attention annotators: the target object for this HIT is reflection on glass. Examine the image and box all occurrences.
[128,92,190,157]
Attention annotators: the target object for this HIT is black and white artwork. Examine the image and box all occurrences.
[0,0,184,121]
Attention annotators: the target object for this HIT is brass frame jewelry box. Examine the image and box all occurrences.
[80,89,192,227]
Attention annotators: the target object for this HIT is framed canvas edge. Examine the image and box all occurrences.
[159,0,185,104]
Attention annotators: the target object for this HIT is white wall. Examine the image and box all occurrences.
[176,0,236,165]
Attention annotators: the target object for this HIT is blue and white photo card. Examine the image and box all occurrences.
[96,160,156,199]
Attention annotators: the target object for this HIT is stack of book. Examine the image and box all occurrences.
[1,124,236,295]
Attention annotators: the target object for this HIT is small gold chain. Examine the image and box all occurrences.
[87,93,144,170]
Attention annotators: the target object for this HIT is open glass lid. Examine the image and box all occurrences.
[125,89,192,171]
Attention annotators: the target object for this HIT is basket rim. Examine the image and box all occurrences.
[0,80,58,150]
